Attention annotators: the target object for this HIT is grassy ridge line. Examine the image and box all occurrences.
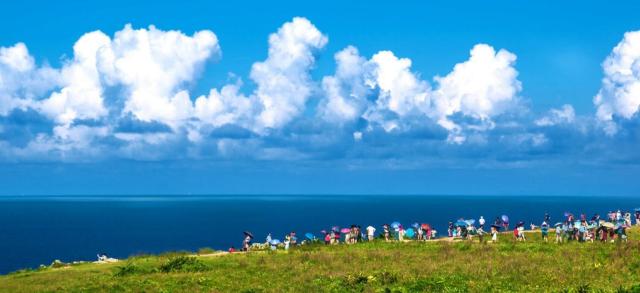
[0,228,639,293]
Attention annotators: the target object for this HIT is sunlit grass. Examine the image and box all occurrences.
[1,228,639,292]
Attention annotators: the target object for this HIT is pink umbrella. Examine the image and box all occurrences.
[340,228,351,233]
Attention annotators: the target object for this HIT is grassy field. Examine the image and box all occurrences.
[1,229,640,292]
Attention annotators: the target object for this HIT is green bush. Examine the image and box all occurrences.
[159,256,209,273]
[113,261,156,277]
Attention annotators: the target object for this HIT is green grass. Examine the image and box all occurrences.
[1,229,640,292]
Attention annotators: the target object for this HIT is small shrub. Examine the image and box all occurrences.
[159,256,209,273]
[114,262,155,277]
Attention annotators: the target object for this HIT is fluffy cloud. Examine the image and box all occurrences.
[594,30,640,134]
[433,44,521,128]
[98,25,219,128]
[193,17,328,133]
[1,17,636,165]
[318,46,368,123]
[39,31,111,125]
[319,43,522,142]
[0,43,59,115]
[250,17,328,130]
[535,104,575,127]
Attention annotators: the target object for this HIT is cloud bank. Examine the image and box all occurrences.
[0,17,638,166]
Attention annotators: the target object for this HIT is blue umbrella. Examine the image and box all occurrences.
[391,221,401,229]
[405,228,415,238]
[270,239,281,245]
[501,215,509,223]
[455,220,468,227]
[465,219,476,226]
[412,222,420,228]
[305,233,315,240]
[634,208,640,212]
[554,222,563,227]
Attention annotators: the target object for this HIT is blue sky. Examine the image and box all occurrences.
[1,1,639,195]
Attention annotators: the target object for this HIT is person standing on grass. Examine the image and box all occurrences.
[518,224,526,242]
[448,222,454,238]
[383,224,390,242]
[555,225,563,243]
[284,234,291,250]
[290,232,297,247]
[398,225,405,241]
[479,216,486,229]
[366,225,376,241]
[491,226,498,243]
[635,210,640,226]
[243,235,252,251]
[624,212,632,227]
[541,221,549,242]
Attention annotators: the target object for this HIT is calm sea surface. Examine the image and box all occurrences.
[1,195,639,274]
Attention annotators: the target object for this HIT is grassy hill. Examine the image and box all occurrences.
[1,229,640,292]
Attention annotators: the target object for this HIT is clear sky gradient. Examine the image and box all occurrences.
[1,1,639,195]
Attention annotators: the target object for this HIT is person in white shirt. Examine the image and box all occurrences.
[366,226,376,241]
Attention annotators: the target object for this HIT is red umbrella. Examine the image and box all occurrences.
[421,223,431,229]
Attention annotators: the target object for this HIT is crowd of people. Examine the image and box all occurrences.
[236,209,640,252]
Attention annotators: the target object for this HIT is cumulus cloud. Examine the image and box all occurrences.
[318,46,369,123]
[535,104,575,127]
[39,31,111,125]
[97,25,220,128]
[1,17,635,166]
[0,43,59,115]
[319,43,522,143]
[433,44,521,128]
[594,30,640,134]
[250,17,328,130]
[193,17,328,134]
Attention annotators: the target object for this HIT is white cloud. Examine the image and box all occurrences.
[193,81,254,129]
[193,17,328,133]
[433,44,521,129]
[97,25,220,128]
[38,31,111,125]
[318,46,369,123]
[353,131,363,141]
[0,43,59,115]
[594,30,640,134]
[251,17,328,130]
[319,43,521,143]
[535,104,575,126]
[0,43,35,72]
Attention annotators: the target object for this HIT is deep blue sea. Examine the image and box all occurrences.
[1,195,639,274]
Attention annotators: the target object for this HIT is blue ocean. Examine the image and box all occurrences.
[1,195,639,274]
